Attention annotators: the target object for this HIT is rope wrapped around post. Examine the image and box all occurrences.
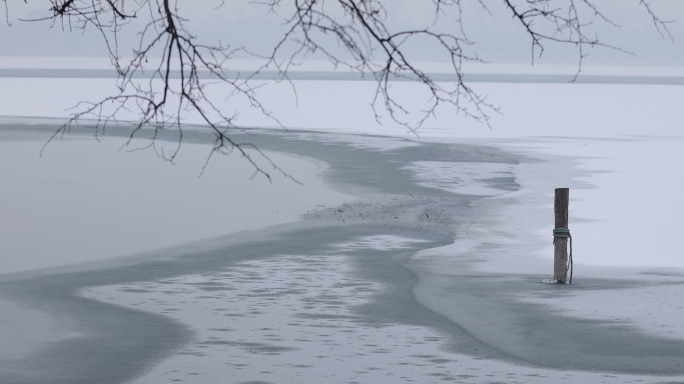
[553,227,573,284]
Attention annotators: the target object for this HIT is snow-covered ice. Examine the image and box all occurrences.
[2,59,684,383]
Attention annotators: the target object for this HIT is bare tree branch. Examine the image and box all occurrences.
[502,0,672,79]
[5,0,674,179]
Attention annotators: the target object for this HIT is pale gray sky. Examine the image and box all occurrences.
[1,0,682,67]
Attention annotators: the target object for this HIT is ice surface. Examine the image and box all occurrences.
[331,235,427,251]
[517,284,684,340]
[497,137,684,268]
[285,131,420,152]
[9,75,680,268]
[0,128,354,274]
[404,161,517,196]
[82,241,682,384]
[3,67,684,382]
[0,298,81,361]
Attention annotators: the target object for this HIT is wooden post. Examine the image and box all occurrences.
[554,188,569,283]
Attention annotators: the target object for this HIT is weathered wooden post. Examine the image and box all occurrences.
[553,188,570,284]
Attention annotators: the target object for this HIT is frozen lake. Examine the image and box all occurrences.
[2,67,684,383]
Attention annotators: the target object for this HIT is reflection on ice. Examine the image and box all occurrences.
[518,284,684,340]
[404,161,517,196]
[332,235,427,251]
[83,249,684,384]
[286,131,419,152]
